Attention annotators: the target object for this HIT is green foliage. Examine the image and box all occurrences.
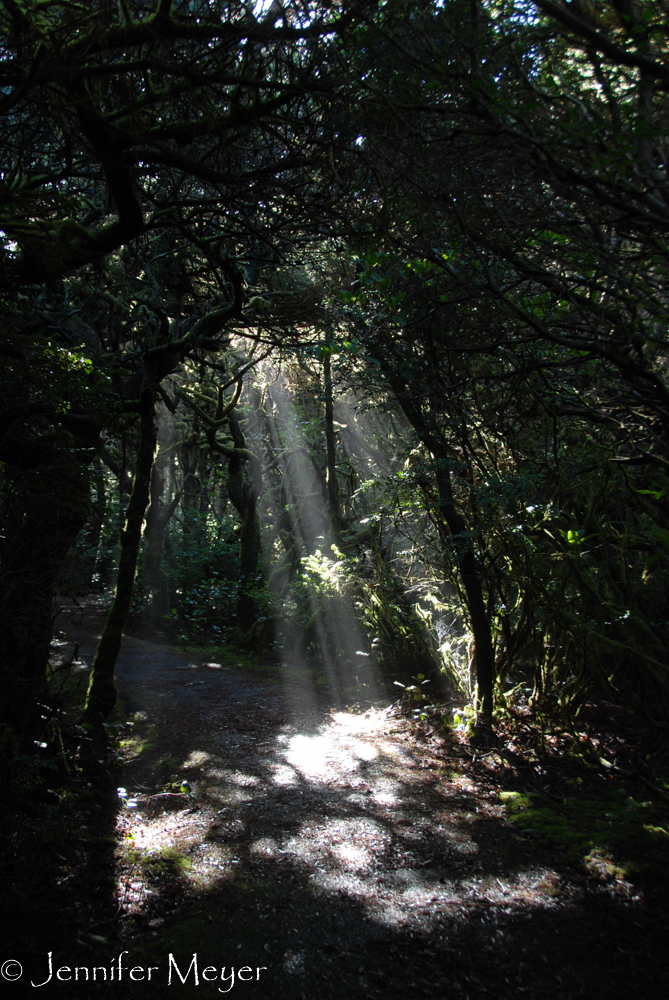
[358,580,442,683]
[6,0,669,768]
[499,789,669,877]
[134,510,240,641]
[286,549,361,667]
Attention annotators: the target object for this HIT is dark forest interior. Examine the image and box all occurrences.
[1,2,668,997]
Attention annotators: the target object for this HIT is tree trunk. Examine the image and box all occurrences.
[144,455,171,630]
[88,465,107,589]
[227,410,262,632]
[432,453,494,728]
[323,349,343,548]
[83,392,157,720]
[0,454,91,750]
[396,395,495,728]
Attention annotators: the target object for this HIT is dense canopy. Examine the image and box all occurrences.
[2,0,669,742]
[2,0,669,947]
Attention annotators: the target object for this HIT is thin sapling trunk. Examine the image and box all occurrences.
[83,393,157,721]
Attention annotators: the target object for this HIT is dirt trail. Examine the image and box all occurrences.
[54,604,666,1000]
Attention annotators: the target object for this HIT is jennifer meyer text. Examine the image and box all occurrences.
[1,952,268,991]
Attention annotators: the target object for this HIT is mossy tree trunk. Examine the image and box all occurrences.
[395,397,495,730]
[83,389,157,721]
[322,348,343,548]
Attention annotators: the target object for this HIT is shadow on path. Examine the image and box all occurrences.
[20,608,667,1000]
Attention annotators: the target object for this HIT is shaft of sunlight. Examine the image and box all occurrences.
[260,370,381,714]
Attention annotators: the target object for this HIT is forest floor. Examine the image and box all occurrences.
[3,597,669,999]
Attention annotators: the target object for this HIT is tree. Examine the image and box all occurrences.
[327,0,669,721]
[0,0,351,281]
[0,0,365,741]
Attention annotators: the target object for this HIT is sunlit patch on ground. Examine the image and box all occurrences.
[370,781,401,807]
[284,728,380,779]
[117,695,574,923]
[200,783,256,805]
[183,749,210,768]
[284,816,390,871]
[115,804,248,923]
[269,763,300,785]
[104,618,663,1000]
[250,836,280,856]
[202,767,261,787]
[281,707,409,781]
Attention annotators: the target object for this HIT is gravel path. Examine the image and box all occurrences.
[54,602,667,1000]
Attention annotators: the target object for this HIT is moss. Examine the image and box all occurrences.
[499,790,669,877]
[143,846,192,876]
[82,675,118,720]
[123,844,191,875]
[119,735,156,760]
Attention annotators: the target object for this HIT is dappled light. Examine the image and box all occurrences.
[88,625,657,997]
[113,692,575,921]
[3,1,669,996]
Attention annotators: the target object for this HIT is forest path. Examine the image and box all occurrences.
[56,604,665,1000]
